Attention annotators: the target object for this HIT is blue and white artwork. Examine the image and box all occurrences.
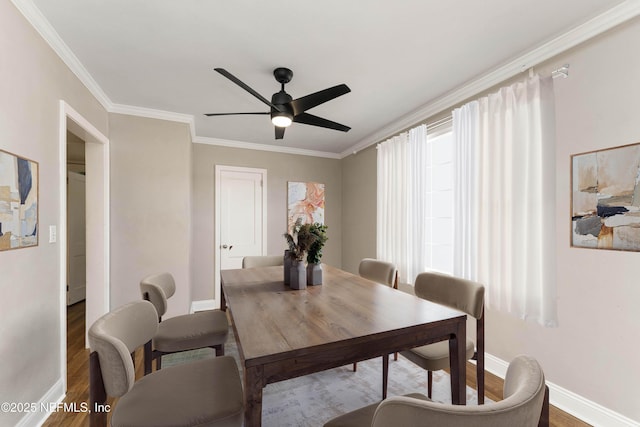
[0,149,38,250]
[572,142,640,251]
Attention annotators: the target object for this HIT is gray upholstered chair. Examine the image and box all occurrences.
[399,271,485,403]
[242,255,284,268]
[140,272,229,374]
[356,258,398,396]
[324,355,548,427]
[358,258,398,290]
[88,300,243,427]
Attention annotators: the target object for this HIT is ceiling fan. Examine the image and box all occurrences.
[205,67,351,140]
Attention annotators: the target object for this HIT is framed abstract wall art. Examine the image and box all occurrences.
[0,149,39,250]
[287,181,324,233]
[571,142,640,251]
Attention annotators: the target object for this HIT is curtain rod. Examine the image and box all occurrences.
[375,116,453,149]
[426,115,452,131]
[370,64,569,152]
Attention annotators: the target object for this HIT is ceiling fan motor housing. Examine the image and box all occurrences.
[273,67,293,84]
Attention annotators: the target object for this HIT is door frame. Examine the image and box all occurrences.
[214,165,267,307]
[58,101,110,391]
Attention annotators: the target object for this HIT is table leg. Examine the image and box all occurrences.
[220,287,227,311]
[448,319,467,405]
[382,354,389,399]
[244,365,264,427]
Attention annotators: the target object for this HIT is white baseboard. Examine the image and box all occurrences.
[190,299,217,313]
[484,353,639,427]
[18,378,65,427]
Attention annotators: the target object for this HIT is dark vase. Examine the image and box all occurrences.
[284,250,292,285]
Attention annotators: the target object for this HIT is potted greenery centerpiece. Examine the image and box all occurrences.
[283,219,316,289]
[306,223,328,285]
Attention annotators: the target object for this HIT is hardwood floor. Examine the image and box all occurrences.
[42,301,141,427]
[43,301,591,426]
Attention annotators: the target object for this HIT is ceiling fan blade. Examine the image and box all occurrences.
[275,126,285,140]
[214,68,282,112]
[204,112,269,116]
[293,113,351,132]
[289,84,351,115]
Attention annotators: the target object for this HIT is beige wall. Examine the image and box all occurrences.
[109,114,192,318]
[191,144,342,301]
[4,0,640,423]
[341,145,377,275]
[340,17,640,423]
[487,18,640,421]
[0,2,108,426]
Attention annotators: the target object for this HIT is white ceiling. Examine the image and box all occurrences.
[27,0,631,155]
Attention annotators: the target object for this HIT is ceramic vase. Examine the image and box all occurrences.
[307,263,323,285]
[284,250,292,285]
[290,260,307,290]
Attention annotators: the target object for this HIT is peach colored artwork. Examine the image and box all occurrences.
[287,182,325,233]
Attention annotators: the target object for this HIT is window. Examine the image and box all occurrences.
[424,131,453,274]
[377,124,454,285]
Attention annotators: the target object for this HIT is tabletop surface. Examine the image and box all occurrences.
[221,264,466,366]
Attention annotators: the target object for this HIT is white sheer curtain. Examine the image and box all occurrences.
[453,75,558,327]
[377,124,429,284]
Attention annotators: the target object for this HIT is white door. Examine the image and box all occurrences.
[67,171,86,305]
[215,166,267,302]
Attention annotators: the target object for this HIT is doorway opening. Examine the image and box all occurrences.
[67,131,86,307]
[59,101,110,392]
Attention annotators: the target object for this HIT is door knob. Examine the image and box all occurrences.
[222,244,233,250]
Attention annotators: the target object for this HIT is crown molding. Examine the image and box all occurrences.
[193,136,341,159]
[11,0,113,110]
[12,0,340,158]
[15,0,640,160]
[341,0,640,159]
[110,103,196,139]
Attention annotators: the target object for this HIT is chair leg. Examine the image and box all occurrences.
[427,370,433,399]
[477,313,485,404]
[143,341,153,375]
[89,352,108,427]
[214,343,224,356]
[477,361,485,404]
[394,351,398,361]
[156,354,162,370]
[538,386,550,427]
[353,362,357,372]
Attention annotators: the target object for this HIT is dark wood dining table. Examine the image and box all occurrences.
[220,264,467,427]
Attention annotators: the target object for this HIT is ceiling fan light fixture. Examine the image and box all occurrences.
[271,112,293,127]
[209,68,351,139]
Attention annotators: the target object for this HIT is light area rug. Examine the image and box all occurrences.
[164,331,484,427]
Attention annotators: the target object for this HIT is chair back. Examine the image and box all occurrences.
[242,255,284,268]
[372,355,546,427]
[88,300,158,397]
[358,258,397,288]
[140,272,176,317]
[414,271,484,319]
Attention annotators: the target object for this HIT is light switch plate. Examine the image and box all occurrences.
[49,225,57,243]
